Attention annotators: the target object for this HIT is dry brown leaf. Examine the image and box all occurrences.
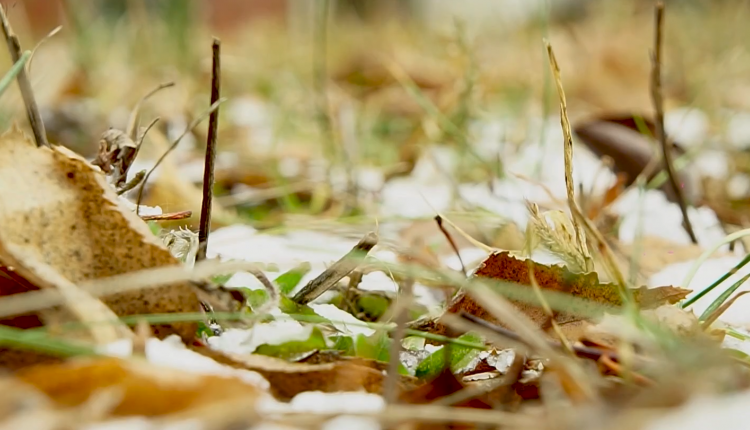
[448,252,690,341]
[0,126,202,359]
[14,357,262,418]
[190,345,411,401]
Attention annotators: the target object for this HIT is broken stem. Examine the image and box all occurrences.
[197,38,222,262]
[650,2,697,244]
[0,4,48,147]
[292,232,379,304]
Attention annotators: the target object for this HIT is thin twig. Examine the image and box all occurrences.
[135,117,161,154]
[197,38,222,262]
[126,82,175,141]
[140,210,192,221]
[245,267,280,317]
[135,98,227,215]
[117,170,146,195]
[292,232,379,304]
[650,2,697,244]
[0,4,48,147]
[384,278,413,404]
[435,215,467,276]
[544,40,593,272]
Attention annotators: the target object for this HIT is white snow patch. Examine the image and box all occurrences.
[665,108,708,148]
[442,248,489,273]
[98,335,269,390]
[207,321,314,355]
[612,189,726,247]
[727,111,750,150]
[381,178,452,218]
[645,390,750,430]
[323,416,381,430]
[289,391,385,414]
[727,173,750,199]
[309,304,375,337]
[358,271,398,293]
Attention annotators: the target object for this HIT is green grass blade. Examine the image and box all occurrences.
[0,50,31,99]
[0,325,96,358]
[682,250,750,309]
[698,272,750,321]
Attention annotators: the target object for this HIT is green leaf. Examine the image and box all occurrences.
[147,221,161,236]
[279,295,321,319]
[275,263,312,295]
[415,346,445,379]
[402,336,426,351]
[415,332,485,379]
[196,321,216,338]
[354,330,391,362]
[211,273,233,285]
[243,289,270,310]
[332,335,355,355]
[255,326,328,360]
[357,294,390,320]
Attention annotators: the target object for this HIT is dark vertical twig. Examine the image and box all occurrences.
[435,215,467,276]
[197,38,221,262]
[650,2,697,244]
[0,4,48,148]
[384,278,413,404]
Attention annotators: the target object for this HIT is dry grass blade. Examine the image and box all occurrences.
[544,40,593,272]
[27,25,62,74]
[650,2,697,244]
[0,4,48,148]
[292,231,379,304]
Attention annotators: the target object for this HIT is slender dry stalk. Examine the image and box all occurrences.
[544,40,593,272]
[292,231,379,304]
[435,215,467,275]
[384,278,413,403]
[0,4,48,147]
[126,82,175,141]
[197,38,222,262]
[650,2,698,244]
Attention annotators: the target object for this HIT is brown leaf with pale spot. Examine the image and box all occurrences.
[448,252,689,341]
[0,126,202,367]
[15,357,261,417]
